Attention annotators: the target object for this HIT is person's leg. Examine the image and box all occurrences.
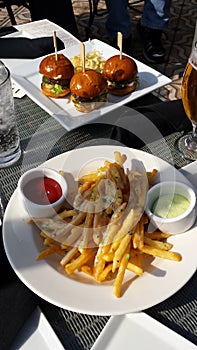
[137,0,172,63]
[105,0,132,55]
[28,0,79,38]
[105,0,131,39]
[141,0,171,30]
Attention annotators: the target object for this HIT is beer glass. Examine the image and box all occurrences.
[176,42,197,161]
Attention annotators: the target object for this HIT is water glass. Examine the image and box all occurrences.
[0,61,21,168]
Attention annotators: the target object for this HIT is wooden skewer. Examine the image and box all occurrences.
[117,32,123,60]
[53,31,58,61]
[80,42,85,72]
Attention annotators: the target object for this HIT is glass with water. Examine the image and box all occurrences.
[0,61,21,167]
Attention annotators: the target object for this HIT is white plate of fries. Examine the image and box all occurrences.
[3,146,197,315]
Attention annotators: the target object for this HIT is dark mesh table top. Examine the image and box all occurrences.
[0,95,190,199]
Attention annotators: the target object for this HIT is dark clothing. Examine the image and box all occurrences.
[28,0,79,38]
[0,231,38,350]
[0,36,64,59]
[110,99,191,148]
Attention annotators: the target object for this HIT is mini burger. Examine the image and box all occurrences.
[70,69,108,113]
[103,54,138,96]
[39,53,74,98]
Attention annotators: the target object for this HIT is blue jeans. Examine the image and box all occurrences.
[105,0,172,39]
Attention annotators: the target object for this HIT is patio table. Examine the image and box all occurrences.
[0,19,196,350]
[0,93,196,349]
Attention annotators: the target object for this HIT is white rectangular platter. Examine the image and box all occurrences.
[11,39,171,131]
[10,307,64,350]
[91,312,196,350]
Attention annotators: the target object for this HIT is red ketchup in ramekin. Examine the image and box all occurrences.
[18,167,68,218]
[23,176,63,205]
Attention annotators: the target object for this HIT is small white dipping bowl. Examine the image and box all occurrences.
[18,167,68,218]
[145,181,196,234]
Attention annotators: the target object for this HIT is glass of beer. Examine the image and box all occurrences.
[176,42,197,161]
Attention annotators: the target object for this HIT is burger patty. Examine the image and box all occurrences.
[108,79,137,89]
[42,76,70,87]
[71,92,108,113]
[71,91,107,103]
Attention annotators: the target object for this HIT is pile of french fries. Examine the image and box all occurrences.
[30,152,182,298]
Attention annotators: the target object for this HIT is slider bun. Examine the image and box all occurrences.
[70,69,108,98]
[41,84,70,98]
[103,55,138,82]
[39,53,74,80]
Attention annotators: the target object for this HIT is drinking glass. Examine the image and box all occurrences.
[176,42,197,161]
[0,61,21,168]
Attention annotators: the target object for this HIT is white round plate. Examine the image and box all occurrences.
[3,146,197,315]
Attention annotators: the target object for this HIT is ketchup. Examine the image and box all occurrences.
[23,176,62,205]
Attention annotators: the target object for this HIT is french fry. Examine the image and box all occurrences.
[147,169,158,185]
[113,249,129,298]
[130,168,148,208]
[114,151,127,166]
[93,224,118,279]
[110,207,141,251]
[55,209,78,219]
[77,163,109,183]
[97,263,113,282]
[145,232,171,240]
[102,252,114,262]
[60,246,78,267]
[43,237,58,246]
[51,211,87,241]
[40,230,48,239]
[93,254,106,281]
[133,217,145,249]
[78,180,95,194]
[79,202,95,251]
[127,258,143,276]
[65,249,96,274]
[109,237,122,253]
[96,203,125,253]
[133,222,139,249]
[93,218,121,280]
[36,245,62,260]
[112,233,132,272]
[140,245,182,262]
[62,225,84,246]
[144,236,173,251]
[92,209,109,245]
[80,265,93,276]
[107,162,127,190]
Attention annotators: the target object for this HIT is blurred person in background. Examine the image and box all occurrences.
[105,0,172,63]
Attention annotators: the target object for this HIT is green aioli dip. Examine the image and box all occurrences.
[152,194,190,218]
